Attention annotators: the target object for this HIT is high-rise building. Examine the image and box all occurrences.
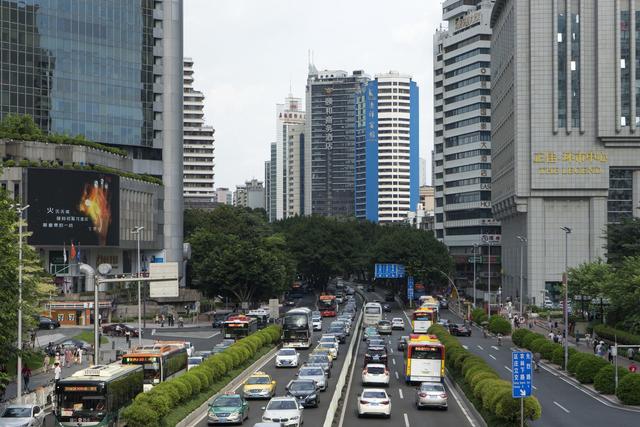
[433,0,501,294]
[490,0,640,306]
[305,65,369,216]
[275,95,306,219]
[355,72,420,223]
[267,143,277,221]
[264,160,272,215]
[183,58,215,204]
[234,179,265,210]
[0,0,184,270]
[215,188,232,206]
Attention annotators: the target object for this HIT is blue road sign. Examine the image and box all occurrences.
[407,276,414,300]
[511,351,532,398]
[374,263,406,279]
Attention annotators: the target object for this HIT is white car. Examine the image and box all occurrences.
[261,396,304,427]
[357,388,391,418]
[0,405,45,427]
[316,342,338,359]
[391,318,405,330]
[361,364,390,386]
[276,348,300,368]
[312,316,322,331]
[319,334,340,346]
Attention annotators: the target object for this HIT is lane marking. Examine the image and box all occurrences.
[395,371,399,380]
[491,346,499,351]
[399,388,404,399]
[403,412,410,427]
[489,355,496,360]
[392,358,396,365]
[444,376,477,426]
[533,385,538,390]
[462,345,469,350]
[337,303,365,427]
[504,366,512,372]
[477,345,484,350]
[553,401,570,413]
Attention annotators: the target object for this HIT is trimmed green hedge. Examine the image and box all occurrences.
[512,328,532,347]
[575,355,609,384]
[594,324,640,346]
[427,324,542,423]
[616,373,640,405]
[594,365,630,394]
[122,325,282,427]
[567,352,591,375]
[488,315,512,336]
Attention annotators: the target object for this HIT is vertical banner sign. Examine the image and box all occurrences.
[511,351,533,398]
[407,276,414,300]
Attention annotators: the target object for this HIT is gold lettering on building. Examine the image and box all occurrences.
[532,151,607,175]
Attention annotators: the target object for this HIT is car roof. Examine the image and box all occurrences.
[214,393,242,399]
[364,363,386,368]
[249,371,271,377]
[269,396,296,401]
[362,388,387,393]
[367,345,386,350]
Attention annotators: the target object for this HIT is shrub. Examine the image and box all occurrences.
[477,379,507,408]
[468,371,499,391]
[488,315,512,336]
[485,382,511,413]
[529,337,549,353]
[205,358,226,379]
[135,392,172,418]
[225,348,242,368]
[522,333,545,349]
[452,351,473,372]
[471,308,486,324]
[594,324,640,346]
[616,373,640,405]
[594,364,630,394]
[174,377,193,398]
[182,372,203,394]
[217,353,234,372]
[153,383,180,404]
[191,368,210,389]
[575,355,609,384]
[461,356,486,377]
[512,329,532,347]
[567,352,591,375]
[495,392,520,421]
[523,396,543,421]
[539,342,559,361]
[121,402,160,427]
[551,346,576,367]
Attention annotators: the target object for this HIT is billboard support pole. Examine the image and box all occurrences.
[132,226,144,347]
[78,263,98,364]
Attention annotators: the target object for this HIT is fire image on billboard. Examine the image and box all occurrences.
[27,168,120,246]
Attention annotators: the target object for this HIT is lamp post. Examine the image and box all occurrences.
[516,236,527,315]
[12,204,29,402]
[473,243,478,308]
[487,240,492,320]
[132,226,144,347]
[561,226,572,370]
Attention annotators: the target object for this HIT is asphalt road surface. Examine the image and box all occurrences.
[339,288,476,427]
[193,292,362,427]
[439,310,640,427]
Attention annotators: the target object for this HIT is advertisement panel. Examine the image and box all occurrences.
[27,168,120,246]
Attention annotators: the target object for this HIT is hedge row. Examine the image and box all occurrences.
[593,324,640,346]
[427,324,542,423]
[121,325,282,427]
[512,328,640,405]
[488,315,512,336]
[471,308,488,325]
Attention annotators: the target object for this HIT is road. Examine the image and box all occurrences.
[438,310,640,427]
[192,292,362,427]
[339,288,477,427]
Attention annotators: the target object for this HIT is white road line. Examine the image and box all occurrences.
[477,345,484,350]
[444,376,477,427]
[533,385,538,390]
[390,348,394,354]
[392,358,396,365]
[403,413,410,427]
[399,388,404,399]
[553,401,571,413]
[489,355,496,360]
[395,371,399,380]
[504,366,512,372]
[491,345,500,351]
[462,345,469,350]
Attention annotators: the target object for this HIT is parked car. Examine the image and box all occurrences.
[397,336,409,352]
[364,346,388,366]
[391,318,405,330]
[286,379,320,408]
[415,381,448,410]
[275,348,300,368]
[36,315,60,330]
[101,323,139,337]
[376,320,392,335]
[361,364,390,386]
[296,366,327,391]
[0,405,45,427]
[448,323,472,337]
[242,371,276,399]
[58,339,92,351]
[207,392,250,424]
[357,388,391,418]
[261,397,303,427]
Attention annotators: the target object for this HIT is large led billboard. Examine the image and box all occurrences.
[27,168,120,246]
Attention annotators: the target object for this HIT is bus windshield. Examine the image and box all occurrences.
[283,330,308,340]
[365,306,381,314]
[58,392,107,422]
[224,324,249,338]
[143,363,161,382]
[319,299,335,308]
[410,346,443,360]
[414,312,433,320]
[284,314,308,328]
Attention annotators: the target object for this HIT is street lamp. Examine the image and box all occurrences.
[132,226,144,347]
[487,240,493,320]
[11,204,29,402]
[472,243,478,308]
[561,226,572,370]
[516,235,527,316]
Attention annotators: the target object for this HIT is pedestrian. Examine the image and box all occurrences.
[628,347,635,360]
[125,329,131,344]
[21,365,31,393]
[548,331,555,341]
[54,351,61,365]
[65,348,72,367]
[43,353,50,373]
[630,362,638,373]
[514,317,520,328]
[554,321,559,329]
[553,334,559,343]
[608,348,614,363]
[593,339,598,354]
[77,347,83,365]
[548,320,553,331]
[155,314,160,324]
[53,362,61,383]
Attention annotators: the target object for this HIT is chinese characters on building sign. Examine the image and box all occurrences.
[325,96,333,149]
[533,151,608,175]
[43,207,91,230]
[454,12,481,31]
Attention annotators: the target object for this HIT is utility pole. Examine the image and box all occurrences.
[561,226,572,370]
[13,204,29,402]
[473,243,478,308]
[132,226,144,347]
[487,241,492,320]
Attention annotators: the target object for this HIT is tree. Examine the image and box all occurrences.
[567,259,612,307]
[606,218,640,265]
[0,114,43,139]
[607,256,640,332]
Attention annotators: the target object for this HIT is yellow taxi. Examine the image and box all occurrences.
[312,347,335,361]
[242,371,276,399]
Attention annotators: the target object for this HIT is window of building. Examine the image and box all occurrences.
[621,10,631,127]
[558,12,567,128]
[445,191,491,204]
[445,131,491,148]
[635,11,640,125]
[571,11,580,128]
[608,169,633,223]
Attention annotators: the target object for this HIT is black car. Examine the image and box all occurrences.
[284,300,296,307]
[364,346,388,366]
[102,323,139,337]
[384,292,395,302]
[397,336,409,351]
[439,299,449,309]
[328,325,346,343]
[37,316,60,330]
[448,323,472,337]
[382,304,392,313]
[286,379,320,408]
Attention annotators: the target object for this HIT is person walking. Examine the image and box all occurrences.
[53,362,62,384]
[630,362,638,373]
[21,365,31,393]
[43,353,50,373]
[54,351,61,365]
[77,347,83,365]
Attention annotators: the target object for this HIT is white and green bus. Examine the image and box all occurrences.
[55,363,143,427]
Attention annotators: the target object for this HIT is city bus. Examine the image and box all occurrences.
[404,334,445,384]
[247,308,271,329]
[363,302,383,327]
[221,314,258,340]
[318,294,337,317]
[121,345,188,391]
[282,308,313,348]
[55,363,143,426]
[419,295,440,313]
[412,307,437,333]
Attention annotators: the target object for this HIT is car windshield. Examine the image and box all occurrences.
[213,396,242,407]
[378,321,390,326]
[362,391,387,399]
[319,343,333,349]
[267,400,298,410]
[308,356,326,363]
[1,407,31,417]
[421,383,445,392]
[188,358,202,365]
[289,381,315,392]
[393,318,403,322]
[279,349,297,356]
[366,366,386,374]
[247,376,270,384]
[368,348,386,356]
[300,368,323,376]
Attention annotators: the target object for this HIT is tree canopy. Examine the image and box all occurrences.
[606,218,640,265]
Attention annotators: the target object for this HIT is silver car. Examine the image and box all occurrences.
[297,366,328,391]
[415,381,448,410]
[0,405,45,427]
[376,320,392,335]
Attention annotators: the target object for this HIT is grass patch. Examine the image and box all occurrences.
[6,351,45,376]
[74,331,108,345]
[162,345,274,427]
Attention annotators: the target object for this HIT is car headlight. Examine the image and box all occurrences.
[307,394,317,400]
[263,417,271,421]
[229,412,240,418]
[290,415,300,420]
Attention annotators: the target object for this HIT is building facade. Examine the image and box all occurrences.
[267,143,277,221]
[215,187,232,205]
[434,0,501,295]
[264,160,272,216]
[275,95,305,219]
[0,0,184,273]
[305,65,369,216]
[355,72,420,223]
[234,179,265,210]
[183,58,215,205]
[491,0,640,305]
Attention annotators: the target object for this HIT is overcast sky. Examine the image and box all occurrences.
[184,0,443,189]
